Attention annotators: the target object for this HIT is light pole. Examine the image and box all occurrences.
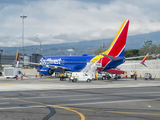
[20,14,27,56]
[36,37,41,55]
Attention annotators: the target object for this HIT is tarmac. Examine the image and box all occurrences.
[0,76,160,120]
[0,75,160,91]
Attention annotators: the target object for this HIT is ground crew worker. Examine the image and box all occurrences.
[135,72,137,80]
[16,75,18,80]
[60,73,63,81]
[68,74,71,80]
[75,74,78,82]
[133,71,135,77]
[60,73,62,81]
[130,71,133,78]
[63,73,66,80]
[115,73,117,80]
[126,72,128,79]
[149,74,152,80]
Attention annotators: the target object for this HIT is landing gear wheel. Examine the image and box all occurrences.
[86,79,91,82]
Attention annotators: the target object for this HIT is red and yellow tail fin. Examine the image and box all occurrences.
[16,49,19,67]
[16,49,19,61]
[106,20,129,57]
[141,53,149,64]
[91,20,129,63]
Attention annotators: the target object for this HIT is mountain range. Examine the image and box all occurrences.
[1,31,160,56]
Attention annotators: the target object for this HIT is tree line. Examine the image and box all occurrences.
[94,40,159,58]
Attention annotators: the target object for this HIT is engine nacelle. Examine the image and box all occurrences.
[40,67,54,75]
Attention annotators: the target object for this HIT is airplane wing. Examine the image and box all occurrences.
[20,61,70,70]
[125,53,150,60]
[100,53,150,61]
[121,53,149,67]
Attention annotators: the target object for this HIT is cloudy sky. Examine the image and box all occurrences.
[0,0,160,47]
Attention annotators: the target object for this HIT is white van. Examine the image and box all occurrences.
[70,72,92,82]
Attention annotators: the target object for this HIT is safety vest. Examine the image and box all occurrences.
[64,73,66,77]
[60,74,63,77]
[75,75,78,79]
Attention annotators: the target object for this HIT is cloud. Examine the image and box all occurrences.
[0,0,160,47]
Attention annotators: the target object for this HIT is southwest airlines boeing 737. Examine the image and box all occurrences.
[19,20,148,75]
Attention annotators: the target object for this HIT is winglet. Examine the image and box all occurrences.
[140,53,149,67]
[16,49,19,67]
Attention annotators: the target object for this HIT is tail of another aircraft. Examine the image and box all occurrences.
[16,49,19,67]
[141,53,149,64]
[140,53,149,67]
[91,20,129,63]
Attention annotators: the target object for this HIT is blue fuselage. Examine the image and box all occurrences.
[40,55,94,72]
[39,55,125,72]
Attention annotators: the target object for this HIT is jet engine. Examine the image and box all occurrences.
[40,67,54,75]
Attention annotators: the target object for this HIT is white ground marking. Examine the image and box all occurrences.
[9,94,94,100]
[0,91,160,101]
[149,94,160,96]
[58,98,160,106]
[0,106,45,110]
[113,92,160,95]
[70,98,102,101]
[0,102,10,104]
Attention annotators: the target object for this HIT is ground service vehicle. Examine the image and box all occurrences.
[96,72,107,80]
[70,72,92,82]
[144,73,154,80]
[4,67,21,78]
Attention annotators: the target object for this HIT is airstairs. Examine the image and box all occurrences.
[81,62,102,78]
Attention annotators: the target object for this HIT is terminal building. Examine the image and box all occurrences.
[0,54,16,66]
[0,53,43,66]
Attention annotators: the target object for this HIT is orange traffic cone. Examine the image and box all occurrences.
[24,72,25,76]
[21,76,23,80]
[40,74,42,78]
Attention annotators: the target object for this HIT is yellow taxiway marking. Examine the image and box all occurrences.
[1,84,14,85]
[0,96,85,120]
[70,107,160,116]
